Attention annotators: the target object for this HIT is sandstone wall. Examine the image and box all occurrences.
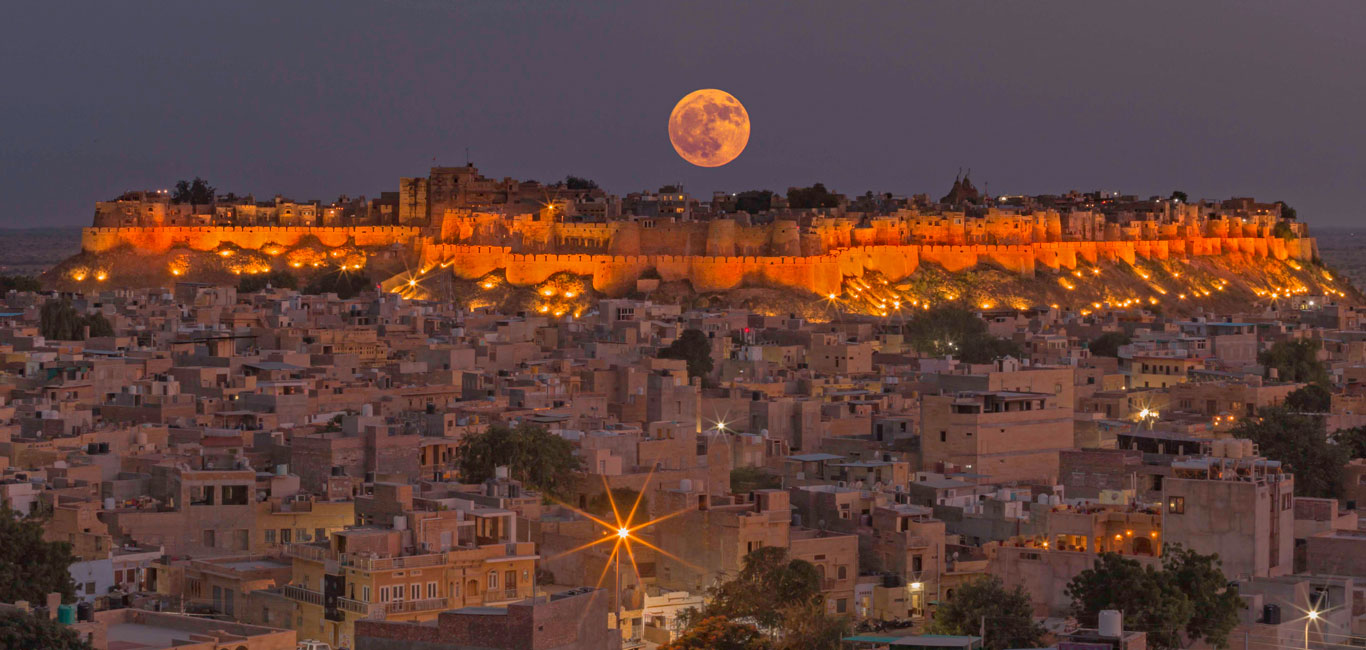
[421,235,1315,298]
[81,226,422,254]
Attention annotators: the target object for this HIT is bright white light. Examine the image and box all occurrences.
[1308,610,1319,621]
[617,527,630,539]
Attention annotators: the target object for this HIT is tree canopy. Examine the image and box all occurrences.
[0,507,78,605]
[1285,383,1332,413]
[1088,331,1131,358]
[563,175,598,190]
[0,275,41,293]
[929,576,1044,650]
[1333,426,1366,460]
[0,611,92,650]
[903,306,1023,364]
[1169,190,1188,203]
[302,269,371,300]
[658,329,714,380]
[1259,339,1328,385]
[677,546,848,649]
[40,300,114,341]
[661,615,772,650]
[734,190,774,214]
[1067,546,1242,650]
[171,177,216,208]
[786,183,841,209]
[238,269,298,294]
[453,423,582,497]
[1230,407,1347,498]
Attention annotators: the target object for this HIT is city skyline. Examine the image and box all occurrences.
[3,1,1365,227]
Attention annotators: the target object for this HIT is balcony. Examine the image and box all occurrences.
[281,584,324,607]
[337,597,383,619]
[482,588,524,605]
[384,597,449,615]
[349,552,447,571]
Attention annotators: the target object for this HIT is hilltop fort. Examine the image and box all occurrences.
[56,164,1346,316]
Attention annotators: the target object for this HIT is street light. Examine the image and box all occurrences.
[1305,608,1320,650]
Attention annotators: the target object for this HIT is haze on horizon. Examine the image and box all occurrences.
[2,1,1363,228]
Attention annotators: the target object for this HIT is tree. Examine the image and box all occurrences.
[1276,201,1298,221]
[1169,191,1188,203]
[0,275,41,293]
[774,598,850,650]
[929,576,1044,650]
[563,176,598,190]
[303,269,371,300]
[40,300,113,341]
[171,177,216,210]
[658,329,714,380]
[0,611,92,650]
[1231,407,1347,498]
[1160,545,1245,649]
[239,269,298,293]
[1068,547,1242,650]
[1333,426,1366,460]
[661,616,772,650]
[1285,383,1332,413]
[734,190,774,214]
[1258,339,1329,386]
[902,306,1023,364]
[1088,332,1131,358]
[786,183,841,209]
[1273,221,1298,241]
[453,423,582,497]
[0,507,77,605]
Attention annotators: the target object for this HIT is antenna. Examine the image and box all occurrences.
[465,147,470,165]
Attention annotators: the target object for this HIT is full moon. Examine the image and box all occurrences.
[668,89,750,168]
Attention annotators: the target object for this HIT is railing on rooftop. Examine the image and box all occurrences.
[349,552,447,571]
[337,596,384,619]
[281,584,324,607]
[384,597,449,615]
[482,588,524,605]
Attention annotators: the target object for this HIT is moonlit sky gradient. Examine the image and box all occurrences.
[2,1,1363,227]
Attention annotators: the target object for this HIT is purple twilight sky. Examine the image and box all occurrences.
[2,1,1363,227]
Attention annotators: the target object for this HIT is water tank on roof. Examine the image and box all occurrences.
[362,404,373,417]
[1210,439,1227,458]
[135,431,148,445]
[57,604,75,625]
[103,498,115,511]
[393,515,407,531]
[1226,439,1245,459]
[1099,609,1122,638]
[1241,439,1255,458]
[275,464,288,476]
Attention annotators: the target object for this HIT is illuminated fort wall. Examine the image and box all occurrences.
[422,235,1318,298]
[81,226,423,254]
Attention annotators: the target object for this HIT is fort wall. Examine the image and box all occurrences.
[81,226,423,254]
[420,234,1315,298]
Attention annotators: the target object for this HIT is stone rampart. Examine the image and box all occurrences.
[421,234,1313,298]
[81,226,422,253]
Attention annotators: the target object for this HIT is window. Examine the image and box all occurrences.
[379,586,389,602]
[411,583,420,600]
[427,582,438,598]
[362,586,370,602]
[280,529,291,544]
[488,571,499,590]
[940,431,947,442]
[1168,497,1185,514]
[836,598,848,614]
[264,529,276,544]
